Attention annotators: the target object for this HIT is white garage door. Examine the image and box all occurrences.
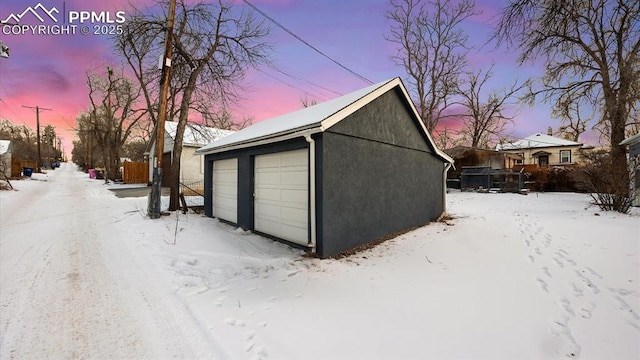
[254,149,309,246]
[213,158,238,223]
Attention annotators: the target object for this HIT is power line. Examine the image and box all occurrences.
[242,0,374,86]
[267,65,343,97]
[22,105,52,173]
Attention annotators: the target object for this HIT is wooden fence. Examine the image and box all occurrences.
[123,161,149,184]
[11,159,37,177]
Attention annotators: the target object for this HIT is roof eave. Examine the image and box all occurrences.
[196,124,323,155]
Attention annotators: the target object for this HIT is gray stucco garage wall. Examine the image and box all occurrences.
[316,89,445,257]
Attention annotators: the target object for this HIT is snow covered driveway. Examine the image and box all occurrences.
[0,164,216,359]
[1,164,638,360]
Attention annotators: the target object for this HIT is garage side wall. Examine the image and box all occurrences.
[318,89,445,258]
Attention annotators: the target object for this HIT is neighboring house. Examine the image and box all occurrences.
[445,146,522,178]
[0,140,12,178]
[197,77,453,258]
[148,121,234,186]
[496,132,593,167]
[620,132,640,207]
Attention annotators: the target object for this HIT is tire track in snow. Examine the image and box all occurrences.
[1,165,218,359]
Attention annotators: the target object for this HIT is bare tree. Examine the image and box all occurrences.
[432,126,462,150]
[116,0,270,211]
[386,0,478,132]
[199,107,253,131]
[458,65,528,148]
[86,67,147,181]
[494,0,640,211]
[554,100,591,142]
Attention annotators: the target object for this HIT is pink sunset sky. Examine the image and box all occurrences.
[0,0,580,159]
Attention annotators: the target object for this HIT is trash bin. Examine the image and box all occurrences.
[23,167,33,177]
[89,169,96,179]
[95,169,104,179]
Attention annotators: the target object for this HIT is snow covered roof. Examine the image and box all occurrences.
[496,133,583,151]
[165,121,234,147]
[620,132,640,146]
[196,77,453,163]
[0,140,11,155]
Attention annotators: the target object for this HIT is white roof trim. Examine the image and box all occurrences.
[197,77,453,164]
[620,132,640,146]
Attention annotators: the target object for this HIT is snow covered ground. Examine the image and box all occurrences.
[1,163,638,360]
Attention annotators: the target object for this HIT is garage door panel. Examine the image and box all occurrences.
[213,158,237,223]
[256,188,281,202]
[255,170,278,182]
[281,171,307,186]
[280,206,307,223]
[254,149,309,246]
[255,155,280,168]
[281,189,307,205]
[281,152,307,165]
[216,171,236,183]
[279,225,307,243]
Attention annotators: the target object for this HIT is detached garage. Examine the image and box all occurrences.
[197,77,453,258]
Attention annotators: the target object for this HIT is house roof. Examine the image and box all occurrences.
[620,132,640,146]
[0,140,10,155]
[196,77,453,163]
[165,121,234,148]
[445,145,521,159]
[496,133,583,151]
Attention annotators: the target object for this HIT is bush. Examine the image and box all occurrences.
[525,166,581,192]
[570,150,633,214]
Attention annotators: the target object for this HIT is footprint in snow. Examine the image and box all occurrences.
[537,278,549,293]
[586,267,604,280]
[612,295,640,322]
[553,257,565,268]
[575,270,600,294]
[569,282,584,298]
[224,318,245,327]
[579,302,596,319]
[558,297,575,317]
[549,316,581,359]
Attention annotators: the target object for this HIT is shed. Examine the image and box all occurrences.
[197,78,453,258]
[0,139,13,178]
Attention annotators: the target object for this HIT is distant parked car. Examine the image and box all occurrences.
[51,161,60,169]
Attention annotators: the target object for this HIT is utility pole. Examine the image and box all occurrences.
[148,0,176,219]
[22,105,51,172]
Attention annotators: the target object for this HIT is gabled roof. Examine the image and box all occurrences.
[496,133,583,151]
[620,132,640,146]
[0,140,11,155]
[165,121,234,147]
[197,77,453,163]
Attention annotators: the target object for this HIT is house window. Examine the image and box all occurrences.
[515,153,524,165]
[560,150,571,163]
